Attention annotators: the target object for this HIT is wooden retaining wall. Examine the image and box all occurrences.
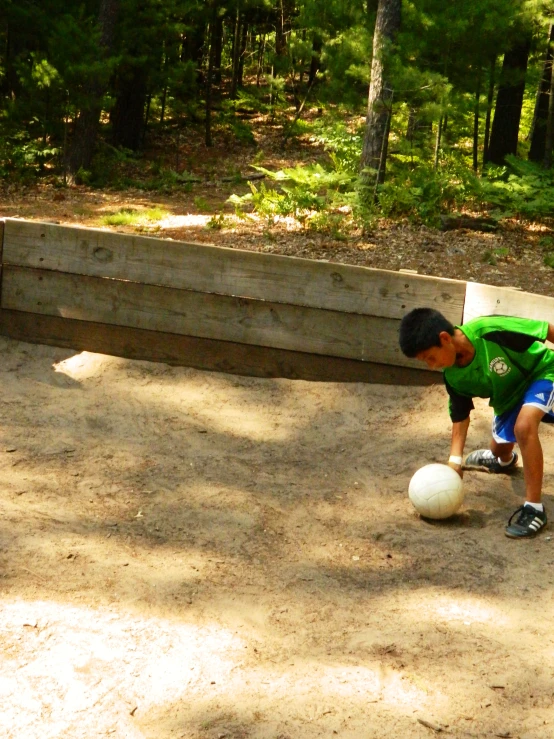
[0,218,551,384]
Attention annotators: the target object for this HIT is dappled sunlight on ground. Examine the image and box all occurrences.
[157,214,214,229]
[420,592,510,627]
[53,351,353,444]
[3,339,554,737]
[53,351,114,380]
[0,596,454,738]
[0,599,243,738]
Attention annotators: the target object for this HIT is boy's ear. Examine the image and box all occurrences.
[438,331,453,347]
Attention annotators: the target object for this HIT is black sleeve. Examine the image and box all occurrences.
[482,330,542,352]
[444,376,474,422]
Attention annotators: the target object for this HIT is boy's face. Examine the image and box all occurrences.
[416,331,457,370]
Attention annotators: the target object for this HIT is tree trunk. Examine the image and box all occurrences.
[238,20,248,87]
[483,56,496,165]
[4,21,24,99]
[406,108,418,142]
[144,93,151,134]
[230,7,241,99]
[256,34,266,87]
[434,116,443,170]
[275,0,287,58]
[308,35,323,86]
[66,0,119,178]
[111,65,148,151]
[160,84,167,124]
[529,25,554,163]
[360,0,402,186]
[182,19,206,85]
[544,53,554,168]
[274,0,294,75]
[473,72,482,172]
[212,14,223,85]
[487,38,531,166]
[205,1,219,147]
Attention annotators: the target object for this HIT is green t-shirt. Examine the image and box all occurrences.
[443,315,554,420]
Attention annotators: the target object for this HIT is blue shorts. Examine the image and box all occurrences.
[492,379,554,443]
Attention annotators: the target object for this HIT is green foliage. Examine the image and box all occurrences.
[193,196,214,212]
[229,118,256,145]
[247,182,291,226]
[28,54,61,89]
[1,0,553,237]
[101,206,169,227]
[235,163,356,226]
[240,143,487,229]
[78,139,199,193]
[320,26,373,103]
[218,99,259,145]
[482,246,509,265]
[206,213,228,230]
[230,177,325,227]
[0,130,60,178]
[308,117,365,174]
[77,145,138,187]
[156,60,198,121]
[137,167,198,192]
[265,73,287,116]
[227,191,253,218]
[306,211,348,240]
[255,163,355,190]
[480,156,554,219]
[376,158,482,224]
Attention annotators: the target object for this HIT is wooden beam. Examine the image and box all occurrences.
[2,219,466,321]
[1,265,427,367]
[0,219,4,305]
[0,308,439,385]
[464,282,554,323]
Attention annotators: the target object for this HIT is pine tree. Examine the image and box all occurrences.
[487,36,532,165]
[529,24,554,164]
[360,0,401,186]
[65,0,120,178]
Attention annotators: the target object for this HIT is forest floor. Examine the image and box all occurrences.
[1,120,554,739]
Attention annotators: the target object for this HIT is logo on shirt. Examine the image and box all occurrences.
[489,357,511,376]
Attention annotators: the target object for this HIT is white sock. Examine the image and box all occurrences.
[524,501,544,512]
[498,452,515,466]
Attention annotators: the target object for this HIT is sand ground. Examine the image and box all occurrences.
[1,336,554,739]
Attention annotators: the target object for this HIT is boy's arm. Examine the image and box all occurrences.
[443,376,473,477]
[547,323,554,343]
[449,416,470,477]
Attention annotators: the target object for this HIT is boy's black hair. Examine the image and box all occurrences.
[399,307,455,357]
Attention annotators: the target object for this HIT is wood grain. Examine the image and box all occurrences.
[2,219,466,321]
[2,265,430,368]
[0,308,439,385]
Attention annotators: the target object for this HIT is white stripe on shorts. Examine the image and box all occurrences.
[523,386,554,414]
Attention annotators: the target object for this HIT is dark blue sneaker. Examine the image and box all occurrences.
[505,504,547,538]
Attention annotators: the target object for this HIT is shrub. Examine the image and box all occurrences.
[480,156,554,219]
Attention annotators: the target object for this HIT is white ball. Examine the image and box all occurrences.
[408,463,464,519]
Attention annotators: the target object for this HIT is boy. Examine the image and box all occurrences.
[399,308,554,538]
